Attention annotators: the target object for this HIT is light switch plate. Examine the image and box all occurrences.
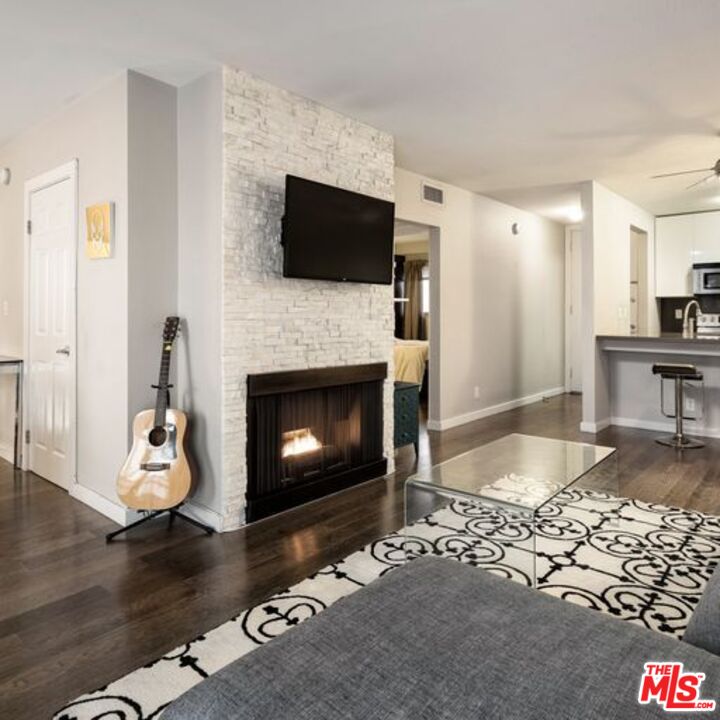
[675,309,683,320]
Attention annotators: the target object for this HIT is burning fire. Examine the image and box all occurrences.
[282,428,322,458]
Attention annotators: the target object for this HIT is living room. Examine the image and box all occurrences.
[1,3,720,719]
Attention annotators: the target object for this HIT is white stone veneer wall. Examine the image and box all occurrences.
[221,68,395,529]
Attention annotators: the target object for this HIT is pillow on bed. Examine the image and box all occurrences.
[684,562,720,656]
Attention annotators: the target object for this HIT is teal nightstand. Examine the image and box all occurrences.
[394,381,420,454]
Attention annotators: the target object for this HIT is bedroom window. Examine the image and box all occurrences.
[421,263,430,315]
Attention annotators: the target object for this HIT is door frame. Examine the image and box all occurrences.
[22,159,78,488]
[394,217,441,427]
[564,224,582,393]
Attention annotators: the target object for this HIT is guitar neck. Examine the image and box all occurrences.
[153,343,173,427]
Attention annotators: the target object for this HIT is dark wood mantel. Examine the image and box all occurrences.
[247,362,387,397]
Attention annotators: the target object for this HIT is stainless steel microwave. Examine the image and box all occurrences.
[693,263,720,295]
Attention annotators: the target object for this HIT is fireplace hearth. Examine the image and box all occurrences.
[246,363,387,521]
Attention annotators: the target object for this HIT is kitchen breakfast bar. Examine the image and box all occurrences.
[595,333,720,440]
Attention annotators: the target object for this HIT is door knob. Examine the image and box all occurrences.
[56,346,71,356]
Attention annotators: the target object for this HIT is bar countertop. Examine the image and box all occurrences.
[597,332,720,345]
[591,331,720,439]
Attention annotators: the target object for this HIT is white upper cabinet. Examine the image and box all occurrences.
[655,211,720,297]
[692,212,720,265]
[655,215,693,297]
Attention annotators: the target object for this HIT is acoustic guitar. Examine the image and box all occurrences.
[116,317,192,511]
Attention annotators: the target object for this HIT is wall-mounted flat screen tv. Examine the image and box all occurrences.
[282,175,395,284]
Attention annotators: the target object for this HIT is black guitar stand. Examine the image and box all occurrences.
[106,504,215,542]
[106,378,215,543]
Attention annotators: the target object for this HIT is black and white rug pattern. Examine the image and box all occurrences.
[55,490,720,720]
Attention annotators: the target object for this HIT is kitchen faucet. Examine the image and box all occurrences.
[682,299,702,336]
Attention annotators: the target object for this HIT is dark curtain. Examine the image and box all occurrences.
[403,259,425,340]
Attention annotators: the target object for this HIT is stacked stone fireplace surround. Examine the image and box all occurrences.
[220,68,396,530]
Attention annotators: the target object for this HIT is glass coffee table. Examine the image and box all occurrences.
[404,433,617,586]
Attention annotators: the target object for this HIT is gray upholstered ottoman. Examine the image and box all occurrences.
[164,557,720,719]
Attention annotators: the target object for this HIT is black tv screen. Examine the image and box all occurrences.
[282,175,395,284]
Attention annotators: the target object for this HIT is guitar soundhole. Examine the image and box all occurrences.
[148,426,168,447]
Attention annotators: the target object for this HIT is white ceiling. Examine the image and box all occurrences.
[487,184,584,225]
[4,0,720,217]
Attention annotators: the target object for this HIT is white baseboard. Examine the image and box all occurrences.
[69,482,134,527]
[610,416,720,439]
[182,500,224,532]
[580,418,611,433]
[69,481,226,532]
[427,386,566,432]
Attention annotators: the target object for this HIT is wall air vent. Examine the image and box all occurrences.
[422,182,444,206]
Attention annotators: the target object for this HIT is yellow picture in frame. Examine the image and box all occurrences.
[85,202,113,259]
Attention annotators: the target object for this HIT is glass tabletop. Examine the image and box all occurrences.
[407,433,616,513]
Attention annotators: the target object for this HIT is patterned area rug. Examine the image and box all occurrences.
[55,489,720,720]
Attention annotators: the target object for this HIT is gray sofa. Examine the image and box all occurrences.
[164,556,720,719]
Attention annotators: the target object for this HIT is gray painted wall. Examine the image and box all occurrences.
[394,167,565,430]
[176,70,224,519]
[0,73,130,507]
[127,71,179,444]
[0,71,181,521]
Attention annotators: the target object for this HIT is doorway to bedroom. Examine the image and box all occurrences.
[393,219,435,424]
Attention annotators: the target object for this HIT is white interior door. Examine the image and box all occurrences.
[565,227,582,393]
[26,164,76,488]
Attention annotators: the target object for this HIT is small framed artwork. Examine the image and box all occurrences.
[85,202,114,259]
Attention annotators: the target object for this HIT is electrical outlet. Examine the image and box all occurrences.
[1,300,7,317]
[473,386,480,399]
[675,309,683,320]
[685,397,696,413]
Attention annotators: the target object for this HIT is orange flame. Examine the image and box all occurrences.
[282,428,322,458]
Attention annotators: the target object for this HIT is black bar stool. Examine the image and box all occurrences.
[651,363,704,449]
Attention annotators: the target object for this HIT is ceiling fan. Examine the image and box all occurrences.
[652,158,720,189]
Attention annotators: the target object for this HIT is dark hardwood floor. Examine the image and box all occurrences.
[2,393,720,719]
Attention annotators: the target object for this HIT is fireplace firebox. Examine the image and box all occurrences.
[246,363,387,521]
